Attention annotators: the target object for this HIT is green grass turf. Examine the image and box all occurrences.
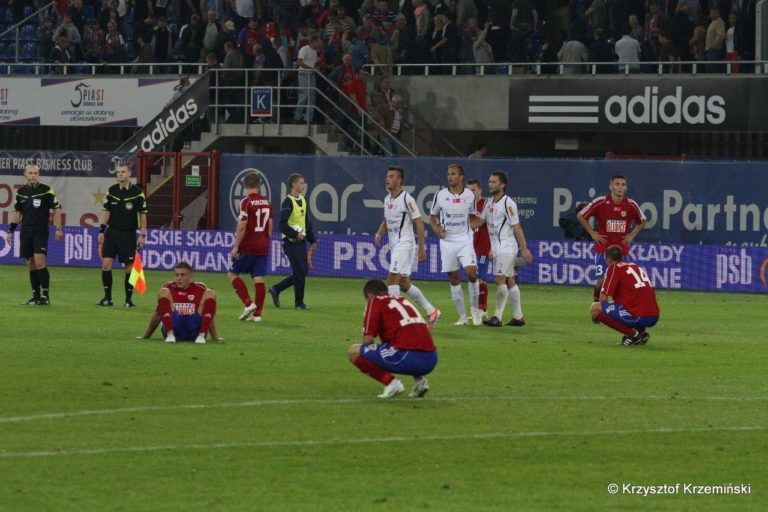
[0,266,766,511]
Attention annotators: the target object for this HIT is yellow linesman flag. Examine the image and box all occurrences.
[129,251,147,294]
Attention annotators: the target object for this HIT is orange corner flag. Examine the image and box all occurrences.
[129,251,147,294]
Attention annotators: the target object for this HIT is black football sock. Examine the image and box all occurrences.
[125,273,134,302]
[102,270,113,300]
[29,270,40,299]
[39,267,50,298]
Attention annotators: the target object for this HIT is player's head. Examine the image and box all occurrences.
[116,164,131,184]
[244,172,261,190]
[609,175,627,199]
[23,164,40,184]
[488,171,507,195]
[466,179,482,200]
[288,173,305,195]
[363,278,388,300]
[386,165,404,190]
[604,245,623,265]
[446,164,464,187]
[174,261,194,289]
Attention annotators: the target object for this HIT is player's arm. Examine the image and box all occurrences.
[267,217,273,237]
[576,212,606,244]
[53,206,63,241]
[5,210,21,245]
[428,214,445,239]
[374,219,386,246]
[414,217,427,261]
[469,212,485,230]
[230,219,247,260]
[138,311,161,339]
[362,334,375,344]
[512,222,533,263]
[623,217,646,245]
[138,212,147,248]
[209,320,222,342]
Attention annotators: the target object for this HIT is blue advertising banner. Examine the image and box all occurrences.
[218,155,768,247]
[2,225,766,293]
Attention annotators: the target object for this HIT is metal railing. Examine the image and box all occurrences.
[206,68,415,157]
[0,2,57,63]
[0,61,206,75]
[364,60,768,77]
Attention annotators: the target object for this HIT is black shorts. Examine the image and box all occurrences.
[19,226,50,259]
[102,229,137,264]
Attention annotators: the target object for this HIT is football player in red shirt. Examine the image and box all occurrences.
[229,172,273,323]
[577,175,646,301]
[347,279,439,399]
[467,179,490,317]
[590,246,660,346]
[138,262,220,344]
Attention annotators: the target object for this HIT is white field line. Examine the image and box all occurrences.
[0,426,766,459]
[1,395,767,425]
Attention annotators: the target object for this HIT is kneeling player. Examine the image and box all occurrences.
[138,262,219,344]
[347,279,438,399]
[590,245,660,346]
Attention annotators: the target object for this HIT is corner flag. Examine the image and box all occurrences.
[129,251,147,294]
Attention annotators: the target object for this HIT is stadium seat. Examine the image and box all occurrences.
[23,6,35,19]
[2,9,12,23]
[21,24,36,41]
[21,42,36,61]
[83,5,95,21]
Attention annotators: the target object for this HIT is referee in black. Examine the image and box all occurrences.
[5,164,63,305]
[269,173,317,310]
[97,164,148,307]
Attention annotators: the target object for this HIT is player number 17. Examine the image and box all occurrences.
[253,207,270,232]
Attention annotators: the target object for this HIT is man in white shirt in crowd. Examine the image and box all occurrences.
[293,35,323,123]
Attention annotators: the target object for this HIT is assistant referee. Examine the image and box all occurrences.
[269,173,317,310]
[5,164,63,305]
[98,164,148,307]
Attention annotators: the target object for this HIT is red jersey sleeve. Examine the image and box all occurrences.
[363,299,381,338]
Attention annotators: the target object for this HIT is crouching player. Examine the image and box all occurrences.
[138,262,220,344]
[590,246,660,346]
[347,279,438,399]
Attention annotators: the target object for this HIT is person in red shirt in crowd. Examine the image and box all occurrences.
[590,246,660,346]
[467,179,490,317]
[577,175,646,301]
[138,262,220,344]
[347,279,439,399]
[237,18,267,67]
[228,172,273,323]
[343,66,368,113]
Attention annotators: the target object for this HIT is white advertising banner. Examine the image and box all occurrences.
[0,77,180,126]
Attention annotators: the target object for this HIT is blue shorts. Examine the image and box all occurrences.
[593,252,608,279]
[161,312,202,341]
[359,343,438,376]
[477,255,490,278]
[229,254,268,277]
[600,302,659,329]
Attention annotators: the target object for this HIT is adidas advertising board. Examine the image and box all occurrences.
[118,74,209,153]
[510,76,767,132]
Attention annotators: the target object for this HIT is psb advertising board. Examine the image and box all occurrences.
[1,226,766,293]
[509,76,768,132]
[219,155,768,246]
[0,150,132,227]
[0,78,180,126]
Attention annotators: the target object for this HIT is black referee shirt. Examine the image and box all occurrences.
[14,183,62,228]
[103,184,148,230]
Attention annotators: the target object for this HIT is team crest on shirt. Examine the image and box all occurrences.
[125,202,133,210]
[188,294,195,301]
[621,211,627,217]
[33,199,41,208]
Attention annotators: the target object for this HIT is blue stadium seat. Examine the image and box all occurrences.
[21,24,37,41]
[21,42,36,61]
[83,5,95,21]
[2,9,12,24]
[23,6,35,19]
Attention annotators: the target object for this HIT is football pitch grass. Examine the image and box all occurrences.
[1,266,766,511]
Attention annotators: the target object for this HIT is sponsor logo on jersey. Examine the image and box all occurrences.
[33,198,41,208]
[606,220,627,233]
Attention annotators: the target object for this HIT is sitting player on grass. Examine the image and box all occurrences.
[347,279,438,399]
[137,262,220,344]
[590,245,660,346]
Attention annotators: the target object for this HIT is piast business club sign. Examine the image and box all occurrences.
[509,76,768,132]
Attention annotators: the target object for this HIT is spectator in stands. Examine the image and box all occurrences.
[391,13,415,66]
[345,30,369,70]
[412,0,432,63]
[511,0,538,31]
[367,35,390,72]
[689,21,707,65]
[102,21,128,71]
[669,4,694,67]
[49,36,71,74]
[373,0,396,25]
[99,0,122,34]
[645,0,669,39]
[342,66,369,147]
[705,6,725,73]
[67,0,87,38]
[329,52,355,87]
[201,10,222,62]
[335,4,355,32]
[359,0,377,21]
[725,12,741,73]
[149,0,171,21]
[132,32,154,73]
[658,31,680,72]
[83,17,106,65]
[232,0,255,33]
[558,34,589,74]
[293,34,323,123]
[370,75,393,110]
[132,13,157,56]
[222,40,245,122]
[468,142,488,158]
[177,0,201,26]
[179,13,205,67]
[608,0,630,39]
[585,0,607,33]
[431,13,460,73]
[152,17,175,71]
[201,0,227,22]
[615,24,641,73]
[53,15,82,62]
[377,94,405,156]
[588,27,616,73]
[628,14,645,44]
[214,20,238,62]
[238,18,267,67]
[677,0,701,22]
[37,18,56,62]
[456,0,478,29]
[472,20,494,73]
[357,12,382,42]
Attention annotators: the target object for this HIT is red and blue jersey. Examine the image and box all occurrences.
[163,281,208,315]
[579,195,645,254]
[601,262,660,317]
[363,294,435,351]
[238,193,273,255]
